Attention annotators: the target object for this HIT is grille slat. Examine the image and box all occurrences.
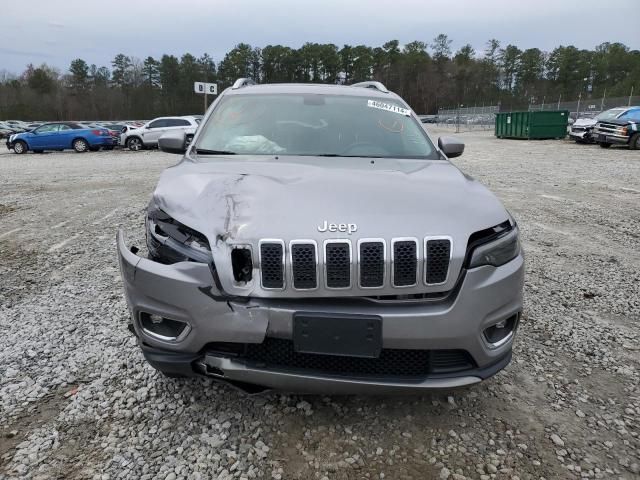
[291,243,317,289]
[359,241,385,288]
[325,242,351,288]
[260,242,284,289]
[426,238,451,284]
[231,338,475,377]
[392,240,417,287]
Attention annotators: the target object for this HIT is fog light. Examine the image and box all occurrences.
[483,314,519,348]
[140,312,189,341]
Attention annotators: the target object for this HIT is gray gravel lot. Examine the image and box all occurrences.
[0,130,639,480]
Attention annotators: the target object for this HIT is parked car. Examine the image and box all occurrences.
[6,122,114,154]
[570,108,638,144]
[120,116,201,151]
[593,106,640,149]
[0,126,13,138]
[117,79,524,393]
[418,114,438,124]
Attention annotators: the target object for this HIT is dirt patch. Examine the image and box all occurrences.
[0,203,16,216]
[0,387,69,471]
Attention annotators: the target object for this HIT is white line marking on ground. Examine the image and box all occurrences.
[621,187,640,194]
[540,194,566,202]
[47,234,79,252]
[0,227,21,239]
[51,221,69,229]
[92,208,119,225]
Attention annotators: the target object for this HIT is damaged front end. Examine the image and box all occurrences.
[117,228,269,384]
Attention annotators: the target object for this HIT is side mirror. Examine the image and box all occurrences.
[438,136,464,158]
[158,131,187,154]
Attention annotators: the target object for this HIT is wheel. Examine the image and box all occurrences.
[126,137,143,151]
[630,133,640,150]
[13,140,27,154]
[599,142,611,149]
[185,134,194,149]
[73,138,89,153]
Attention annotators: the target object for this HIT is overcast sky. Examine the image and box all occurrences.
[1,0,638,75]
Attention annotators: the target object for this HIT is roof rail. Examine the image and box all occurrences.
[232,78,256,89]
[351,81,389,93]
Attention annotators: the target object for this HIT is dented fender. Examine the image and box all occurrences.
[116,229,268,353]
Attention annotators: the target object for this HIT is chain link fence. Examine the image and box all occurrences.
[435,94,639,132]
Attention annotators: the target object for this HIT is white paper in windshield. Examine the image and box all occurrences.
[367,100,411,116]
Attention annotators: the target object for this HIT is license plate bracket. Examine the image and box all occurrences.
[293,313,382,358]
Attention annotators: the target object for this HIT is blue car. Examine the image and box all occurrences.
[6,122,114,154]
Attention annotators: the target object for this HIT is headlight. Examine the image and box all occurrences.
[468,226,520,268]
[146,201,211,264]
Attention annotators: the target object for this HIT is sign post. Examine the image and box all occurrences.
[194,82,218,114]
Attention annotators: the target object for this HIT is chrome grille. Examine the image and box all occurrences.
[290,242,317,289]
[251,237,453,292]
[324,241,351,288]
[425,238,451,285]
[259,241,284,289]
[392,239,418,287]
[359,240,385,288]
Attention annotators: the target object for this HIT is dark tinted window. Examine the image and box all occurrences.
[148,119,167,128]
[166,118,191,127]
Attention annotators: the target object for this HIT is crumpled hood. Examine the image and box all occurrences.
[153,156,509,295]
[573,118,597,127]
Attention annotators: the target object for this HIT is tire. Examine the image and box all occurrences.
[630,133,640,150]
[185,134,194,149]
[126,137,143,151]
[599,142,611,149]
[73,138,89,153]
[13,140,27,154]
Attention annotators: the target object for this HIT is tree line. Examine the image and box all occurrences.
[0,36,638,120]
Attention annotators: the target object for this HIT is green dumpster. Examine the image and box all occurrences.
[495,110,569,139]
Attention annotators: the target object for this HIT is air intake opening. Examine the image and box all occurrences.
[483,313,519,347]
[231,247,253,283]
[140,312,188,341]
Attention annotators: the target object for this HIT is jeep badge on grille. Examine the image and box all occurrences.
[317,221,358,234]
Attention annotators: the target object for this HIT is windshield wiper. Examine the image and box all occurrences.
[194,148,236,155]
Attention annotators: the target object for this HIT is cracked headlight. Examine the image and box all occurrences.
[146,201,211,264]
[468,226,520,268]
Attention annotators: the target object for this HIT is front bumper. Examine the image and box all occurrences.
[569,130,592,141]
[117,230,524,393]
[596,132,629,145]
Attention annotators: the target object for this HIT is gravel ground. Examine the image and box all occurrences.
[0,131,639,480]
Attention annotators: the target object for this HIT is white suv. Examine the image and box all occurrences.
[121,116,201,151]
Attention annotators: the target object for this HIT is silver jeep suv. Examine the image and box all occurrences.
[117,79,524,394]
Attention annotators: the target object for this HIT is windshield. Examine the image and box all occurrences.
[596,108,626,120]
[195,93,437,159]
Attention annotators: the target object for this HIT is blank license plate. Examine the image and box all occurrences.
[293,313,382,358]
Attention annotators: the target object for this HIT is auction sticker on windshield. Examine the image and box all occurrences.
[367,100,411,116]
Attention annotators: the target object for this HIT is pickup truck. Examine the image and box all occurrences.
[593,106,640,149]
